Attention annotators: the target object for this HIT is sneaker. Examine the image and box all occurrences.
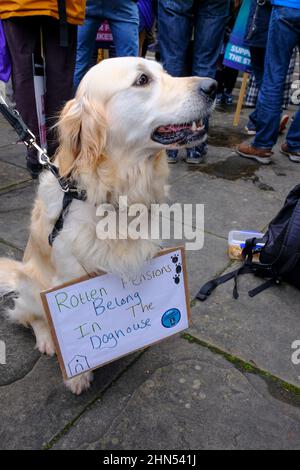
[26,159,43,179]
[237,142,273,165]
[224,92,233,105]
[280,143,300,163]
[216,93,224,105]
[185,144,207,164]
[245,123,256,135]
[166,149,179,164]
[279,114,289,134]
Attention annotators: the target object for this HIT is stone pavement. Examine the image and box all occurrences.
[0,104,300,450]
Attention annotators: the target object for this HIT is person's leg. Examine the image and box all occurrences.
[253,7,300,150]
[286,40,300,153]
[282,47,297,109]
[223,66,239,104]
[249,47,266,90]
[42,17,77,158]
[193,0,230,78]
[215,66,225,104]
[157,0,194,162]
[157,0,194,77]
[73,16,100,90]
[106,0,139,57]
[247,46,266,131]
[223,66,239,95]
[185,0,229,163]
[285,107,300,153]
[108,20,139,57]
[3,17,40,168]
[139,29,147,57]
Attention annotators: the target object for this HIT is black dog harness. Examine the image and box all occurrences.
[0,97,87,246]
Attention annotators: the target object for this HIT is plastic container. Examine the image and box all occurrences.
[228,230,265,261]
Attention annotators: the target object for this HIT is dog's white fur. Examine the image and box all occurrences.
[0,58,211,394]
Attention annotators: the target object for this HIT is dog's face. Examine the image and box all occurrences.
[57,57,216,174]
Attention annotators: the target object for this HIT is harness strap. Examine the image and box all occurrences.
[197,237,267,302]
[248,278,279,297]
[48,184,87,246]
[196,265,254,302]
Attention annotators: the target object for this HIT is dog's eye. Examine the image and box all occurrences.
[134,73,150,87]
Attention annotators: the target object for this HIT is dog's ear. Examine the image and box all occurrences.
[56,97,107,176]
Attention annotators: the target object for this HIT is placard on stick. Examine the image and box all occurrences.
[41,247,191,379]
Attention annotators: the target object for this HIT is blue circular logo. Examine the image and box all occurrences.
[161,308,181,328]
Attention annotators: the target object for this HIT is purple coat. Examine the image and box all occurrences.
[0,20,11,82]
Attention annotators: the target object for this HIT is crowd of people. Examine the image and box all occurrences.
[0,0,299,178]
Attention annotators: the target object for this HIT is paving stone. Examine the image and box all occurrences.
[0,183,35,250]
[0,122,17,148]
[0,241,23,260]
[0,350,140,450]
[0,160,30,191]
[0,102,300,451]
[0,143,27,168]
[53,336,300,450]
[0,307,40,387]
[168,146,234,183]
[168,169,282,238]
[255,139,300,199]
[190,273,300,387]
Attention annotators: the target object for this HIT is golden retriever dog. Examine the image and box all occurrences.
[0,57,216,394]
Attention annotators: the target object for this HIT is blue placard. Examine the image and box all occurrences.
[223,0,252,72]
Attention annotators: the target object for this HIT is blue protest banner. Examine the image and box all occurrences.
[223,0,252,72]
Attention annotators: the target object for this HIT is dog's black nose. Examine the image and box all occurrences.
[199,79,218,100]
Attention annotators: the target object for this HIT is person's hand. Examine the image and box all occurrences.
[234,0,242,8]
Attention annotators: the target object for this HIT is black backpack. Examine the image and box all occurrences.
[197,183,300,301]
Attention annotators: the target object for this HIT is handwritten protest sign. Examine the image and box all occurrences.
[41,247,190,379]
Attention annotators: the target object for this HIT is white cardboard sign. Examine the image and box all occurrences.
[41,247,190,379]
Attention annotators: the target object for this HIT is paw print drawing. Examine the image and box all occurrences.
[176,263,182,274]
[171,254,179,264]
[171,254,182,285]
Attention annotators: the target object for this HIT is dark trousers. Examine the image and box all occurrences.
[216,64,239,94]
[248,46,265,127]
[249,46,265,89]
[3,16,77,162]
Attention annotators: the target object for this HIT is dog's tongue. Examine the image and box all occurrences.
[157,124,190,134]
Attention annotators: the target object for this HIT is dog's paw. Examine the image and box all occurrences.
[36,332,56,356]
[65,371,94,395]
[32,320,56,356]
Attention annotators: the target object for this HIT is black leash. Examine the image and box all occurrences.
[0,96,87,245]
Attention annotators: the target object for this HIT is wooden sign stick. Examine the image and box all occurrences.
[233,72,249,127]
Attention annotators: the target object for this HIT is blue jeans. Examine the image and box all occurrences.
[248,46,266,129]
[253,6,300,151]
[74,1,139,89]
[158,0,229,155]
[158,0,229,78]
